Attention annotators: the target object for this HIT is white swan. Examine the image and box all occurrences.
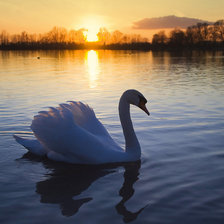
[14,89,149,164]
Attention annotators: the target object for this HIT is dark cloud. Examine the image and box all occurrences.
[133,15,213,30]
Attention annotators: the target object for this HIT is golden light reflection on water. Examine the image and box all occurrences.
[85,50,100,88]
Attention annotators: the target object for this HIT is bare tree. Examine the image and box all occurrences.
[0,30,9,45]
[169,29,185,44]
[111,30,123,43]
[213,20,224,41]
[152,31,168,44]
[20,31,29,43]
[97,28,111,44]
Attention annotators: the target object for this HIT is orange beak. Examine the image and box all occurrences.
[139,102,150,116]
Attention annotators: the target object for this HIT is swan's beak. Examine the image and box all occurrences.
[139,103,150,116]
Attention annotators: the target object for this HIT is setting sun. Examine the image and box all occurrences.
[84,29,99,42]
[80,16,107,42]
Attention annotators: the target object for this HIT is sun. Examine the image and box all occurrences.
[84,29,99,42]
[79,16,107,42]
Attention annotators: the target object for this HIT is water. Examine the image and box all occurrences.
[0,50,224,224]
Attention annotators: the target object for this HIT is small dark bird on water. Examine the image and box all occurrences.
[37,57,40,59]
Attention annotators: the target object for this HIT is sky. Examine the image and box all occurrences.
[0,0,224,39]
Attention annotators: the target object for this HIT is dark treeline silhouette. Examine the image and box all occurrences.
[0,20,224,50]
[0,26,149,50]
[152,20,224,50]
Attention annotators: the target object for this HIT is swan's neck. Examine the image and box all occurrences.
[119,95,140,156]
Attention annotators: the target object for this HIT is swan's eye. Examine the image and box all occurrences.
[138,95,147,105]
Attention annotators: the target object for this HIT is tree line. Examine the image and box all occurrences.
[0,20,224,50]
[152,20,224,50]
[0,26,148,50]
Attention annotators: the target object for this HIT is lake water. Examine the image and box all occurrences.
[0,50,224,224]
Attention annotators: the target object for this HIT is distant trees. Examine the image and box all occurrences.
[68,29,87,43]
[0,26,148,50]
[97,28,148,45]
[152,20,224,49]
[170,29,185,45]
[111,30,123,44]
[213,20,224,41]
[185,23,210,43]
[97,28,111,44]
[1,20,224,50]
[152,31,168,44]
[0,30,9,45]
[0,26,87,46]
[152,29,186,46]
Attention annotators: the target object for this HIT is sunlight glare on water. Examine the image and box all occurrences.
[85,50,100,89]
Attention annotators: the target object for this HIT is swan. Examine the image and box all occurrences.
[14,89,149,164]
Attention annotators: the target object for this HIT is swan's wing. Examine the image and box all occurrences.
[60,101,112,138]
[30,102,120,163]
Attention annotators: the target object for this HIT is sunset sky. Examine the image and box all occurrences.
[0,0,224,40]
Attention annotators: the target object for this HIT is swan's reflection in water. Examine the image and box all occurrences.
[116,163,147,223]
[21,153,146,222]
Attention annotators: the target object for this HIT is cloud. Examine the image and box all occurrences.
[133,15,213,30]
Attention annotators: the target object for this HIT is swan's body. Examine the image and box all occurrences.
[14,90,149,164]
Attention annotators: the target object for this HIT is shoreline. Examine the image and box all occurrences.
[0,42,223,51]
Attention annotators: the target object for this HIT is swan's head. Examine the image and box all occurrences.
[123,89,150,116]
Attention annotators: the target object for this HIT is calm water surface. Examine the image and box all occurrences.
[0,50,224,223]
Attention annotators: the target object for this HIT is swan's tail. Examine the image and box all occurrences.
[13,134,47,156]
